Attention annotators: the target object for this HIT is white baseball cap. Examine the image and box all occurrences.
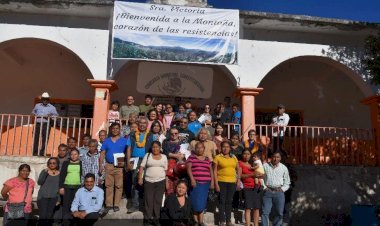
[41,92,50,99]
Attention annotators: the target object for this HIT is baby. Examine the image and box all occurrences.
[251,152,265,190]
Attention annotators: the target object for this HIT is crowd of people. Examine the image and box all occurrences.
[2,94,293,226]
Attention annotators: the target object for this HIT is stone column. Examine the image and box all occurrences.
[87,79,118,138]
[236,87,263,139]
[361,95,380,165]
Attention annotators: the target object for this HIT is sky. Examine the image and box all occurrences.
[208,0,380,23]
[123,0,380,23]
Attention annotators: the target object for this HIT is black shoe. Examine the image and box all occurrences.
[104,206,112,213]
[127,207,138,214]
[113,206,120,212]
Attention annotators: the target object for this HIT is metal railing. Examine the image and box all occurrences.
[0,114,93,157]
[224,123,377,166]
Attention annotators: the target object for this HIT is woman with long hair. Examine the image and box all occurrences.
[37,157,60,226]
[213,123,228,154]
[149,120,166,144]
[239,149,264,226]
[138,141,168,226]
[214,141,240,226]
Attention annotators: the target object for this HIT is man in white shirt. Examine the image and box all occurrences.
[271,104,290,154]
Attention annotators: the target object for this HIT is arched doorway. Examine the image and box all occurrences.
[111,60,239,110]
[0,38,94,115]
[256,56,373,129]
[0,38,95,156]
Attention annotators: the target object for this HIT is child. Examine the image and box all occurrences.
[108,101,120,122]
[251,152,265,190]
[185,101,192,114]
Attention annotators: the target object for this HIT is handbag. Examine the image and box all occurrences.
[7,179,29,219]
[166,159,177,178]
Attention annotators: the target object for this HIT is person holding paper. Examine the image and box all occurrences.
[126,117,154,213]
[99,122,128,213]
[162,127,186,195]
[198,104,212,125]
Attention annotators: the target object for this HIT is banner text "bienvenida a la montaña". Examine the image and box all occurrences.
[111,2,239,65]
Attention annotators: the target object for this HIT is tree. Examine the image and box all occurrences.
[363,33,380,84]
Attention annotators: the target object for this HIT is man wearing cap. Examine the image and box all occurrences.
[271,104,290,155]
[31,92,58,156]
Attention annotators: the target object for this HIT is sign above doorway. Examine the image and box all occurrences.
[137,61,214,98]
[111,1,239,65]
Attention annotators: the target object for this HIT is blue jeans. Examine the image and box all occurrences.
[261,190,285,226]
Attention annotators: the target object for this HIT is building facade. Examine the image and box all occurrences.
[1,0,379,141]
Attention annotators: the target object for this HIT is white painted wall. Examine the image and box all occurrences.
[111,61,239,108]
[0,23,109,80]
[227,39,375,97]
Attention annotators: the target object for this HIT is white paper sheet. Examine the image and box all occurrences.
[113,153,125,167]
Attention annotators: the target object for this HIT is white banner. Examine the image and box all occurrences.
[137,62,213,98]
[112,1,239,65]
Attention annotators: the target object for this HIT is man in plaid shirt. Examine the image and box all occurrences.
[81,139,105,186]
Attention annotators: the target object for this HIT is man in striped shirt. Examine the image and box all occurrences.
[262,151,291,226]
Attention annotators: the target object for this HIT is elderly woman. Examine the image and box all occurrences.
[1,164,36,226]
[37,157,61,226]
[138,141,168,226]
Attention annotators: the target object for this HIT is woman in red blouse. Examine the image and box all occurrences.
[239,149,263,226]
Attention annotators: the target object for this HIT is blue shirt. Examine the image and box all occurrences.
[70,186,104,213]
[100,137,128,164]
[232,111,242,124]
[127,132,148,158]
[188,121,202,136]
[32,103,59,123]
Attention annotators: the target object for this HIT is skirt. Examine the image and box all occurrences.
[190,181,210,212]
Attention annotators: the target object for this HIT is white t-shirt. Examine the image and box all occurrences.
[271,113,290,137]
[140,153,168,183]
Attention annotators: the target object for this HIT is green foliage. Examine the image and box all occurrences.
[363,33,380,84]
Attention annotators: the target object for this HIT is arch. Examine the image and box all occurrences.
[0,38,95,114]
[256,55,372,128]
[0,23,109,79]
[258,55,374,97]
[0,37,94,78]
